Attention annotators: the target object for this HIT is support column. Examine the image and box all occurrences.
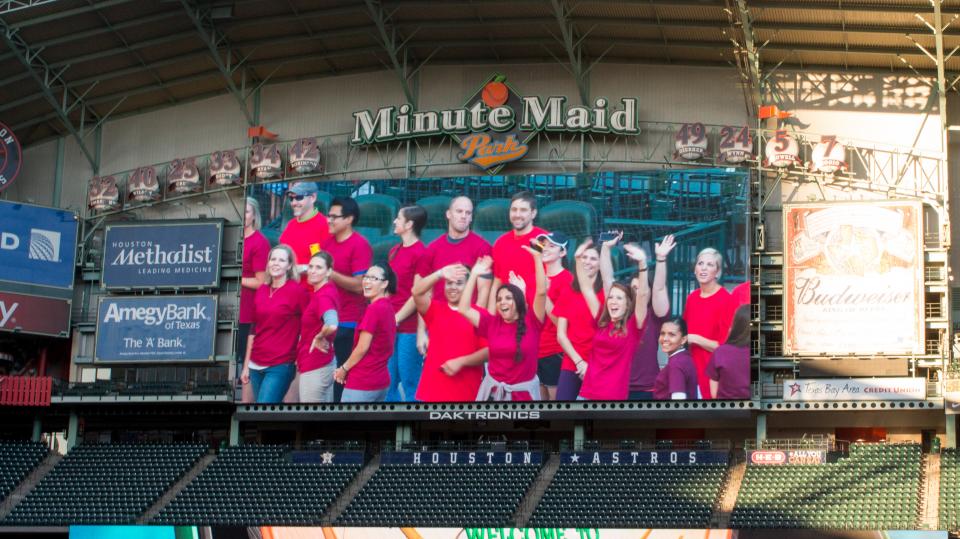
[229,413,240,446]
[756,412,767,446]
[947,415,957,449]
[31,417,42,443]
[51,137,64,207]
[395,422,413,447]
[574,422,586,450]
[66,412,79,451]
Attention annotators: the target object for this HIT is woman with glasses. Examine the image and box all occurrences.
[240,244,310,403]
[333,264,397,402]
[458,246,547,401]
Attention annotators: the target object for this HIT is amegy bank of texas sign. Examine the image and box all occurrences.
[351,74,641,173]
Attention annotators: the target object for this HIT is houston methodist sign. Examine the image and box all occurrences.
[351,74,640,172]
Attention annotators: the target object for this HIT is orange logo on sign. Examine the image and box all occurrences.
[457,133,529,170]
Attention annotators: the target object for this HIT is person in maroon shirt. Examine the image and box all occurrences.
[416,195,493,313]
[490,191,548,311]
[238,197,269,404]
[653,318,699,400]
[706,304,752,399]
[386,205,428,402]
[334,264,397,402]
[240,244,310,403]
[323,196,373,402]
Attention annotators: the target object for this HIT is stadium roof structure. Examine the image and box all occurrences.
[0,0,957,169]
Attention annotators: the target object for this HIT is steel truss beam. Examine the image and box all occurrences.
[178,0,254,126]
[725,0,762,115]
[0,0,56,15]
[364,0,422,106]
[0,16,107,171]
[549,0,609,105]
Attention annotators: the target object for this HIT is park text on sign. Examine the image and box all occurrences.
[351,74,640,173]
[783,377,926,401]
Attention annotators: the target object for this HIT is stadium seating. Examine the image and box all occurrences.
[529,462,725,528]
[415,195,453,230]
[939,448,960,529]
[153,445,359,525]
[0,441,48,502]
[356,194,401,236]
[337,461,540,526]
[536,200,597,242]
[371,236,399,266]
[731,442,921,529]
[474,198,511,231]
[2,443,206,525]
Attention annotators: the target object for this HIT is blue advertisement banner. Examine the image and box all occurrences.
[381,451,543,465]
[102,221,222,289]
[560,450,729,465]
[0,200,78,289]
[289,451,365,465]
[94,295,217,363]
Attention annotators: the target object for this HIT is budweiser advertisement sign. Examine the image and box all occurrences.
[0,290,71,337]
[351,74,640,173]
[783,201,924,355]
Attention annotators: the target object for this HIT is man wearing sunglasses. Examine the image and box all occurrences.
[278,181,330,286]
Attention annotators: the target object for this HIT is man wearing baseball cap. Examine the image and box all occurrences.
[279,181,330,286]
[535,231,572,400]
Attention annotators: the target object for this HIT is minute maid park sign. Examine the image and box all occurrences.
[351,74,639,173]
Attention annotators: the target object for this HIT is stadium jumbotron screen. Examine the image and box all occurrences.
[238,170,749,404]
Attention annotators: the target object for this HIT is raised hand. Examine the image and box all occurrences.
[624,243,647,265]
[508,270,527,294]
[472,255,493,275]
[655,234,677,260]
[574,238,594,259]
[441,263,468,282]
[601,230,623,249]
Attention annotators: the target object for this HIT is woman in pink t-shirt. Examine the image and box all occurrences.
[238,197,269,404]
[555,242,603,401]
[333,264,397,402]
[458,248,546,401]
[240,244,310,403]
[297,252,340,403]
[578,235,676,401]
[683,247,734,400]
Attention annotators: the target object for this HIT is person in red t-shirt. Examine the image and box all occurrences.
[278,182,329,287]
[416,195,493,312]
[459,249,547,401]
[334,264,397,402]
[491,191,548,311]
[683,247,735,400]
[240,244,310,403]
[386,205,428,402]
[323,196,373,402]
[412,264,487,402]
[555,241,603,401]
[238,197,269,404]
[533,231,572,400]
[731,280,751,307]
[297,252,340,403]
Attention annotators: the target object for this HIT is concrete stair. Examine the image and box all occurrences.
[321,453,381,524]
[711,456,746,528]
[0,452,62,521]
[513,453,561,527]
[139,451,217,524]
[919,453,940,530]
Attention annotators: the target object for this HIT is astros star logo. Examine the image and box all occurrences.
[321,451,334,464]
[789,383,801,396]
[569,454,580,463]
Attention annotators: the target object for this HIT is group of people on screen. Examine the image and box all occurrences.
[238,182,752,404]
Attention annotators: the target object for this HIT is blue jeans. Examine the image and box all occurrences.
[386,333,423,402]
[249,362,296,403]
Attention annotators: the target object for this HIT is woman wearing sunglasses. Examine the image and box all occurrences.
[333,264,397,402]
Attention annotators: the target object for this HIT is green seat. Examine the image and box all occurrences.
[416,195,453,230]
[474,198,511,232]
[356,194,401,235]
[535,200,597,243]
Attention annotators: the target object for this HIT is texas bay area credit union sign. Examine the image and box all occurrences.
[350,74,641,173]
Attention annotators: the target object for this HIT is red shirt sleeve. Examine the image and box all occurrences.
[668,359,688,395]
[705,352,720,381]
[350,235,374,276]
[476,309,493,338]
[252,236,268,273]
